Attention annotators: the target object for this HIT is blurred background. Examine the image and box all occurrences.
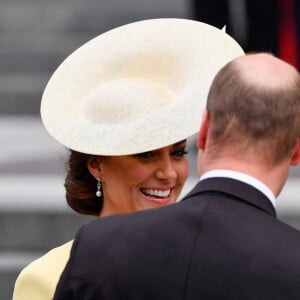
[1,0,300,298]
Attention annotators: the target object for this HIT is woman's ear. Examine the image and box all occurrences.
[290,138,300,166]
[87,156,103,179]
[197,109,210,150]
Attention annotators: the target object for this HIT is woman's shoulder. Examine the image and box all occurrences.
[26,240,73,270]
[12,240,73,300]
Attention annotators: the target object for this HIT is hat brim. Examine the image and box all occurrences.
[41,18,244,155]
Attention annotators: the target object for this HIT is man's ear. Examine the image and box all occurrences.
[290,138,300,166]
[197,109,210,150]
[87,156,103,179]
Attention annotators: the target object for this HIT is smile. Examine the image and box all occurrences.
[140,188,171,199]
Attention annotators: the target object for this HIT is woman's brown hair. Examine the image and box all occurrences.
[64,150,102,216]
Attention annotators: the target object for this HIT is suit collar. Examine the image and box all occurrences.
[184,177,276,217]
[200,169,276,207]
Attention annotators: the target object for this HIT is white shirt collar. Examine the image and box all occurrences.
[199,169,276,208]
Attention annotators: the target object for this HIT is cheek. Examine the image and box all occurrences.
[105,163,151,192]
[127,168,152,184]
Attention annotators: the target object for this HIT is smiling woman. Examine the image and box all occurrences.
[12,18,244,300]
[62,141,188,218]
[87,140,188,216]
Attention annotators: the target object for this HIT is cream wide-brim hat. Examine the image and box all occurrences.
[41,18,244,156]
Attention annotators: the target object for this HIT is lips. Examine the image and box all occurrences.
[141,188,171,198]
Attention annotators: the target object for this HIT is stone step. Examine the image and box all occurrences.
[0,72,48,94]
[1,211,95,251]
[0,0,188,34]
[0,72,50,114]
[1,32,91,57]
[1,270,19,300]
[0,40,76,73]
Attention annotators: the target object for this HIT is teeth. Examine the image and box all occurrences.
[142,189,171,198]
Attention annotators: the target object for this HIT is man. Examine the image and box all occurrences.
[54,53,300,299]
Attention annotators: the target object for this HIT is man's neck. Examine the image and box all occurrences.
[198,158,290,198]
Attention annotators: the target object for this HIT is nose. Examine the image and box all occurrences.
[155,156,177,181]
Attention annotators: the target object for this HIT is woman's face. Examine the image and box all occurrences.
[93,140,188,216]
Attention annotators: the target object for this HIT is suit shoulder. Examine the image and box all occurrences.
[81,195,209,239]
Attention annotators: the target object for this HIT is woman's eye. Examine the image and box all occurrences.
[172,149,188,157]
[134,151,154,159]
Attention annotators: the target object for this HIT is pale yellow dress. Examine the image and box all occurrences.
[12,240,73,300]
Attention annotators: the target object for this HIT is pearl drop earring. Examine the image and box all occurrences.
[96,178,102,197]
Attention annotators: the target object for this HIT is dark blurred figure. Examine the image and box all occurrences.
[278,0,299,68]
[296,0,300,66]
[191,0,300,69]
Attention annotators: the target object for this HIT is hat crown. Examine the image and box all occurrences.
[83,78,173,124]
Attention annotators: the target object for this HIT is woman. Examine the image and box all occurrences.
[13,18,244,299]
[66,144,188,218]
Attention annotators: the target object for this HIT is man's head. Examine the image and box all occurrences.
[199,53,300,171]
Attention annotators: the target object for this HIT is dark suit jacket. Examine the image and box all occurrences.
[54,178,300,299]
